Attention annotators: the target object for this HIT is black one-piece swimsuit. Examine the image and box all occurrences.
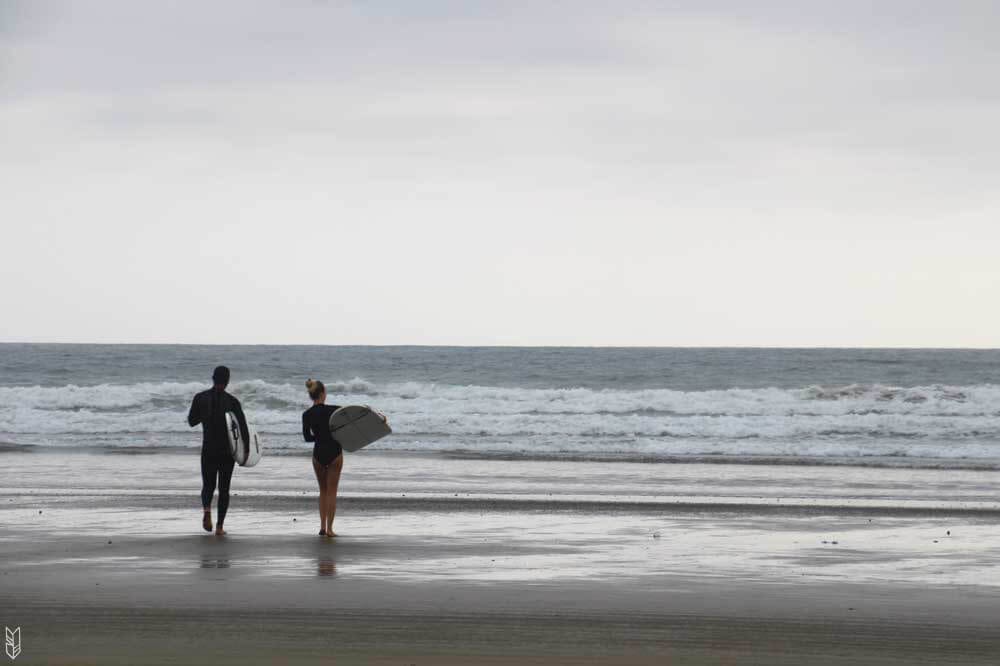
[302,404,342,466]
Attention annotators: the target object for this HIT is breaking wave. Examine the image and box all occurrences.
[2,379,1000,464]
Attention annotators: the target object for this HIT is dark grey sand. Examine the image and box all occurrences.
[4,509,1000,664]
[3,452,1000,663]
[4,532,1000,665]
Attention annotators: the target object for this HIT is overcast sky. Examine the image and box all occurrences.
[2,1,999,346]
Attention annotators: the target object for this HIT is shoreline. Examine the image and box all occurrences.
[4,443,1000,472]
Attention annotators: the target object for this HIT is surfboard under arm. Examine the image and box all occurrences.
[329,405,392,452]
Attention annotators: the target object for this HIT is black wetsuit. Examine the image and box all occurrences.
[188,388,248,525]
[302,403,342,466]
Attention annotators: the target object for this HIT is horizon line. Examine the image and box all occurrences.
[2,341,999,351]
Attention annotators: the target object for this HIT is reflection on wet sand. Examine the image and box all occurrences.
[317,556,337,577]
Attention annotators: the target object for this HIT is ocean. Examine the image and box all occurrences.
[3,344,1000,468]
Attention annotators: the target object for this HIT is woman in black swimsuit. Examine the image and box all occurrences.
[302,379,343,536]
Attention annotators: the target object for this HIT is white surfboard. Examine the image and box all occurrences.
[329,405,391,452]
[226,412,262,467]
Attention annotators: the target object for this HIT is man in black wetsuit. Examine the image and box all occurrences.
[187,366,248,535]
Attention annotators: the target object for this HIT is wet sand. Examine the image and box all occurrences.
[3,451,1000,663]
[5,530,1000,665]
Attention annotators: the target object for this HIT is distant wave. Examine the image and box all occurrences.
[2,379,1000,464]
[2,378,999,414]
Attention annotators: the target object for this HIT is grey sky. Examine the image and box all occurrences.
[2,1,999,346]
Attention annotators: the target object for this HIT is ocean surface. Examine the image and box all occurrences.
[2,344,1000,468]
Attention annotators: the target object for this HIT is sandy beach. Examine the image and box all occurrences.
[6,538,1000,665]
[3,450,1000,664]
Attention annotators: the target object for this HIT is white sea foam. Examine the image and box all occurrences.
[2,379,1000,463]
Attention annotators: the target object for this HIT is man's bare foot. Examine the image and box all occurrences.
[203,511,213,532]
[215,526,226,536]
[326,530,337,537]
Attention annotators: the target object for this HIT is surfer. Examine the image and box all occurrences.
[302,379,343,537]
[187,366,248,536]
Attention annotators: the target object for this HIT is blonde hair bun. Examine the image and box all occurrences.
[306,378,325,400]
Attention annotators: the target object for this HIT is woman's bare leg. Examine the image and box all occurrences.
[312,457,328,534]
[325,454,344,536]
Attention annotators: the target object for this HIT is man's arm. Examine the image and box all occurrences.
[232,397,251,444]
[187,394,201,427]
